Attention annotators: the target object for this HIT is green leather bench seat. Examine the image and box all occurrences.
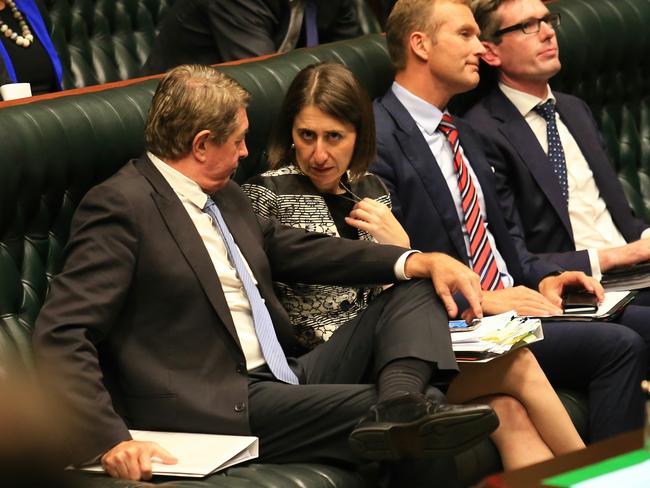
[66,464,371,487]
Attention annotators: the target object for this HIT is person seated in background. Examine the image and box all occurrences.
[370,0,648,442]
[464,0,650,287]
[463,0,650,362]
[33,63,501,486]
[242,61,585,470]
[0,0,62,97]
[142,0,362,75]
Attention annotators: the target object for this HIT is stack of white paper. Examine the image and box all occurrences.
[450,311,543,363]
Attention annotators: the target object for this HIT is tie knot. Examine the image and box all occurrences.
[203,196,216,212]
[437,114,456,134]
[534,100,556,121]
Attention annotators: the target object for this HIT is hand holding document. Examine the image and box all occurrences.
[450,311,543,363]
[77,430,259,478]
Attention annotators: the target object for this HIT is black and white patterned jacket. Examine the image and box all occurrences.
[242,165,392,349]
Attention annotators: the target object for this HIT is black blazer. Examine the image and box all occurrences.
[33,155,405,464]
[143,0,361,74]
[371,89,560,291]
[464,87,649,274]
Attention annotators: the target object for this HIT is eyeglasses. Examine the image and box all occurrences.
[338,179,363,204]
[493,12,561,37]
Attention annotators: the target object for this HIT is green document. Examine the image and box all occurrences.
[543,449,650,487]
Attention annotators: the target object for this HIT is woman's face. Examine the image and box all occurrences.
[292,105,357,194]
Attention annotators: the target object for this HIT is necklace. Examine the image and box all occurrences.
[0,0,34,48]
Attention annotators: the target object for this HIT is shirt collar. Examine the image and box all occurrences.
[498,82,556,117]
[148,151,209,210]
[391,81,447,135]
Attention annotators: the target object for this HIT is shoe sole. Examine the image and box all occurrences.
[348,409,499,461]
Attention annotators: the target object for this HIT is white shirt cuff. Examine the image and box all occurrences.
[587,248,603,281]
[394,250,421,280]
[641,228,650,240]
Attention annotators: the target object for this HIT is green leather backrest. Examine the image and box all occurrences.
[44,0,174,89]
[550,0,650,221]
[0,33,394,371]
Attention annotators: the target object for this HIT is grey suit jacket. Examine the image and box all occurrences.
[33,155,404,464]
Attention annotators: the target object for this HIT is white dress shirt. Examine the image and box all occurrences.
[498,83,644,279]
[392,82,514,287]
[149,152,267,371]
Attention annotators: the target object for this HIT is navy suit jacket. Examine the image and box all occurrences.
[464,87,649,274]
[371,89,560,292]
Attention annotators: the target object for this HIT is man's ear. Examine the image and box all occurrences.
[409,31,431,62]
[192,130,212,162]
[480,40,501,67]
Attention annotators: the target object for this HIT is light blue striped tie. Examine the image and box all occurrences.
[203,197,299,385]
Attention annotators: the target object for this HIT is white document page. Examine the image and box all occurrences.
[79,430,259,477]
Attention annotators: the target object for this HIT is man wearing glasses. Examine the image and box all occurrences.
[465,0,650,290]
[371,0,648,443]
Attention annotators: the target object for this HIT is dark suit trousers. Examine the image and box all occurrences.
[529,320,646,442]
[248,279,460,487]
[615,301,650,376]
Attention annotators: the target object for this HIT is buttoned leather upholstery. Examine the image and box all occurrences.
[44,0,173,89]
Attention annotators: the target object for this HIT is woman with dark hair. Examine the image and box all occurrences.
[242,62,585,470]
[0,0,63,97]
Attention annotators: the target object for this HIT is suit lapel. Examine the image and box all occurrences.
[135,157,242,347]
[382,92,470,263]
[488,89,573,236]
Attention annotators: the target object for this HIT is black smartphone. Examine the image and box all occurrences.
[562,291,598,313]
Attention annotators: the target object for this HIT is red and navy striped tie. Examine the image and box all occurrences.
[437,114,504,291]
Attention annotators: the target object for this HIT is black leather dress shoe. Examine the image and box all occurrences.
[348,392,499,461]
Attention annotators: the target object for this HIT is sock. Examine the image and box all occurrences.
[377,358,434,403]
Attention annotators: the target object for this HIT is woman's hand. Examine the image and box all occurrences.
[345,198,410,248]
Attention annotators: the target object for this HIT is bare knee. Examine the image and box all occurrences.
[499,347,546,388]
[490,395,532,431]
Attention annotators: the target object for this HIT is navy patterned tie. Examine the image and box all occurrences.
[534,100,569,201]
[203,197,299,385]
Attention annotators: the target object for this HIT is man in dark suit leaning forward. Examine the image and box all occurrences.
[371,0,648,442]
[33,64,498,484]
